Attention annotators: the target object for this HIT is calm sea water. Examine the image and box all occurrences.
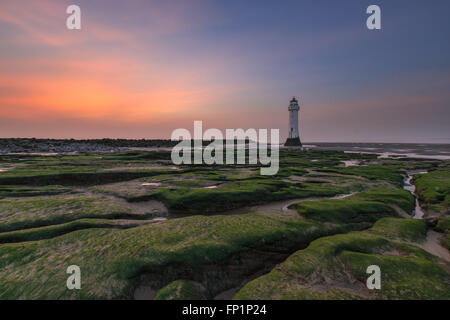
[304,143,450,160]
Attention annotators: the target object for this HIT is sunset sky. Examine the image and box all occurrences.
[0,0,449,142]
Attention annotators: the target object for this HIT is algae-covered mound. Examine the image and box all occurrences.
[150,178,352,213]
[292,188,414,224]
[434,217,450,250]
[315,165,406,187]
[154,280,207,300]
[0,213,343,299]
[0,218,154,244]
[0,150,448,300]
[414,170,450,215]
[0,196,149,232]
[233,218,450,300]
[0,188,411,299]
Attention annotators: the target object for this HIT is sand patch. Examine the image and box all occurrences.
[417,230,450,263]
[341,160,360,167]
[104,166,179,171]
[141,183,161,187]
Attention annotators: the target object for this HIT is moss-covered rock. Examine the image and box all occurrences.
[414,170,450,215]
[0,218,154,243]
[154,280,207,300]
[292,188,414,224]
[234,218,449,300]
[434,217,450,250]
[0,196,152,232]
[0,150,447,300]
[0,204,396,300]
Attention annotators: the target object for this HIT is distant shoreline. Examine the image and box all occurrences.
[0,138,247,154]
[0,138,449,160]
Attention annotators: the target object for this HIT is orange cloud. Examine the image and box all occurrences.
[0,0,131,47]
[0,72,215,121]
[0,0,246,133]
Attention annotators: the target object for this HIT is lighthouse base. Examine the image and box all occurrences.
[284,137,302,147]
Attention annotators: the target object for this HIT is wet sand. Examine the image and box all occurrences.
[419,230,450,263]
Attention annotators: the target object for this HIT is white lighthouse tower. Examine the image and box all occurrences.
[284,97,302,146]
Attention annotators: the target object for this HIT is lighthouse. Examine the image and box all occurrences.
[284,97,302,146]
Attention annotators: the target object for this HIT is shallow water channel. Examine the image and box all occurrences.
[403,171,428,219]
